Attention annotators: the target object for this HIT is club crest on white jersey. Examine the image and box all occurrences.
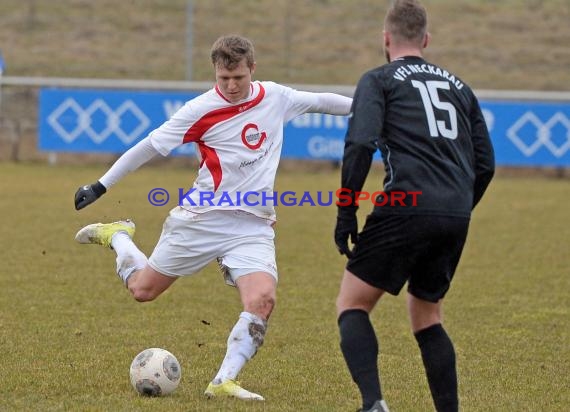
[241,123,267,150]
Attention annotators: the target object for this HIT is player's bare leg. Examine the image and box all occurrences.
[336,269,384,316]
[408,293,458,412]
[126,266,177,302]
[236,271,276,320]
[75,220,176,301]
[205,272,275,401]
[337,270,389,412]
[407,293,443,332]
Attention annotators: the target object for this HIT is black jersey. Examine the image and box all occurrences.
[340,56,494,217]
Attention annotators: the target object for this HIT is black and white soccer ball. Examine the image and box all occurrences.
[129,348,181,396]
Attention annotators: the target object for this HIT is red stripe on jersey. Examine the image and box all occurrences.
[184,84,265,143]
[182,83,265,191]
[197,142,223,192]
[215,84,232,103]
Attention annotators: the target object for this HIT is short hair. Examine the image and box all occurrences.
[210,35,255,70]
[385,0,428,44]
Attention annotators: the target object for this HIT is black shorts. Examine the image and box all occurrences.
[346,214,470,302]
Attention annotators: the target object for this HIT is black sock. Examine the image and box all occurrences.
[414,323,458,412]
[338,309,382,410]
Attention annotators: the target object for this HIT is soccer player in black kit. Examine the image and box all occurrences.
[333,1,495,411]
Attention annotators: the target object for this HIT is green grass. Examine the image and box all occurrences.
[0,1,568,409]
[0,0,569,90]
[0,162,568,411]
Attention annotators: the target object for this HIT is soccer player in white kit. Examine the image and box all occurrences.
[74,35,352,401]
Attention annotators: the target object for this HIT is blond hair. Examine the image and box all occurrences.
[385,0,428,44]
[210,35,255,70]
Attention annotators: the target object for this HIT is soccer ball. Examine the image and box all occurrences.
[129,348,181,396]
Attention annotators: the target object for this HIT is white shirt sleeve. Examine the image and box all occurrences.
[280,85,352,121]
[296,91,353,114]
[149,98,202,156]
[99,137,159,189]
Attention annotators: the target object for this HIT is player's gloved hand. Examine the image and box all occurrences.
[74,181,106,210]
[334,214,358,259]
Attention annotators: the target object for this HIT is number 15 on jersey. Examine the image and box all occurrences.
[412,80,458,140]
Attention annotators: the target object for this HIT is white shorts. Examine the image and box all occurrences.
[148,207,277,286]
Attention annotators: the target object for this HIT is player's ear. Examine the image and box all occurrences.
[383,30,390,48]
[250,62,256,76]
[423,32,431,49]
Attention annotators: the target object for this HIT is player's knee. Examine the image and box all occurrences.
[335,294,347,313]
[246,290,276,318]
[257,291,276,312]
[130,286,158,302]
[336,292,358,314]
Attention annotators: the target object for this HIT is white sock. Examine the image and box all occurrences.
[110,232,147,285]
[212,311,268,384]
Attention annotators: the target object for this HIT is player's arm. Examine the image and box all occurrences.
[469,95,495,209]
[335,72,383,257]
[74,100,199,210]
[340,72,383,208]
[293,91,352,115]
[276,81,352,119]
[74,137,159,210]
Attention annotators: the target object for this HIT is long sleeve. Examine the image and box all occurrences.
[99,136,160,189]
[470,97,495,209]
[339,73,382,215]
[282,85,353,120]
[295,91,353,115]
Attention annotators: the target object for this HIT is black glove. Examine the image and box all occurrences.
[334,214,358,259]
[74,181,106,210]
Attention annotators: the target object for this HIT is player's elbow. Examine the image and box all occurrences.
[481,162,495,184]
[476,156,495,183]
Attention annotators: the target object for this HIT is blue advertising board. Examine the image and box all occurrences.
[39,88,570,166]
[39,89,200,157]
[479,101,570,166]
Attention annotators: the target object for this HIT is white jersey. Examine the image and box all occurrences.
[148,81,350,220]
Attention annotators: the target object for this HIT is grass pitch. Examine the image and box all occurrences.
[0,162,568,411]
